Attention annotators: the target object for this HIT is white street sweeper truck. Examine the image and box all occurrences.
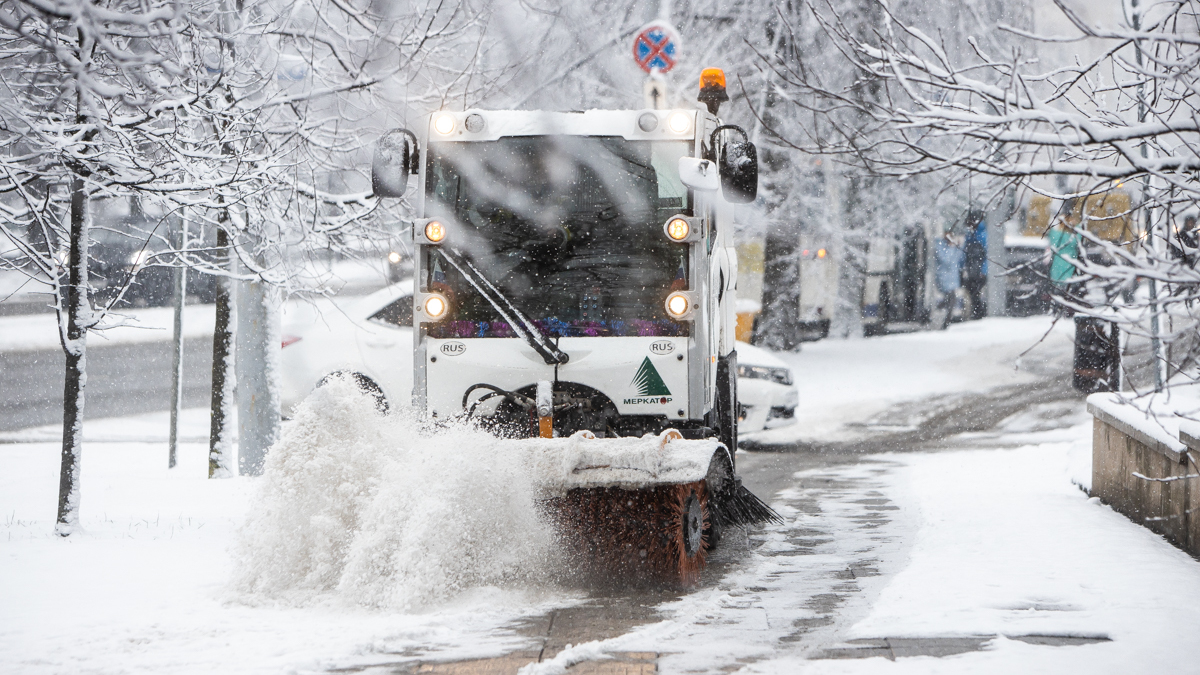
[372,69,778,584]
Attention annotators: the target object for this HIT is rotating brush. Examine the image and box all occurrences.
[546,480,710,586]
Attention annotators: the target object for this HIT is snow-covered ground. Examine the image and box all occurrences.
[4,315,1200,674]
[0,403,577,674]
[745,317,1074,444]
[0,285,377,353]
[517,403,1200,674]
[0,257,397,353]
[798,440,1200,674]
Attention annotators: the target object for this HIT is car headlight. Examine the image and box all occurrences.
[127,250,150,269]
[737,364,793,386]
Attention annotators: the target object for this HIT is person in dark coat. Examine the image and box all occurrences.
[962,209,988,319]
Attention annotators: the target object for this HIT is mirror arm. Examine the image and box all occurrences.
[710,124,749,155]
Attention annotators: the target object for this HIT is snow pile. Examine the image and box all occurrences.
[233,377,556,610]
[518,432,721,488]
[1087,386,1200,453]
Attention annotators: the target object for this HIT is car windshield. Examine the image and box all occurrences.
[424,135,691,338]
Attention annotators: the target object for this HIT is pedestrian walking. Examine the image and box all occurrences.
[933,227,965,328]
[1048,198,1082,288]
[962,210,988,320]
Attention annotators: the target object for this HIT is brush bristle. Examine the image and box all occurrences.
[709,479,783,528]
[545,480,709,586]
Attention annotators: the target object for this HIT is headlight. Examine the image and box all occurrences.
[662,214,699,242]
[388,251,402,264]
[667,111,691,134]
[738,364,794,386]
[666,217,690,241]
[433,113,455,135]
[127,250,150,268]
[424,220,446,243]
[424,294,447,319]
[666,292,691,318]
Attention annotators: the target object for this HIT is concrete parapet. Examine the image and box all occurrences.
[1089,401,1200,557]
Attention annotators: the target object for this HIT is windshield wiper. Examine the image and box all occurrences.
[436,248,570,365]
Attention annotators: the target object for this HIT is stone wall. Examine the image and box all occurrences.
[1090,403,1200,557]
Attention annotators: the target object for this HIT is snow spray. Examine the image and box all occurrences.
[233,377,557,610]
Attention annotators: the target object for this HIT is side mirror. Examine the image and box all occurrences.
[372,129,418,198]
[677,157,720,192]
[711,125,758,204]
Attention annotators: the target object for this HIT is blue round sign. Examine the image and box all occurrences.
[633,22,680,73]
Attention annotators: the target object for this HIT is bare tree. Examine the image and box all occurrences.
[0,0,509,528]
[0,0,202,533]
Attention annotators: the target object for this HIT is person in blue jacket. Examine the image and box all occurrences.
[934,227,964,312]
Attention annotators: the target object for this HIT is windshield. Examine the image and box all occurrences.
[424,135,691,339]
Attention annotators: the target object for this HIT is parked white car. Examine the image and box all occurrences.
[280,280,415,416]
[735,341,799,433]
[281,281,798,435]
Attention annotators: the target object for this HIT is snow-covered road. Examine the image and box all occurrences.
[4,316,1200,674]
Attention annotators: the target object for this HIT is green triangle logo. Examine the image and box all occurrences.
[632,357,671,396]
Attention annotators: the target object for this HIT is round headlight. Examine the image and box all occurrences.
[638,112,659,132]
[667,111,691,134]
[666,292,691,318]
[424,295,447,318]
[464,113,486,133]
[424,220,446,243]
[387,251,402,264]
[433,114,456,135]
[666,217,690,241]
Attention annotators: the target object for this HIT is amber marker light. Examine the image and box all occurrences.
[666,217,690,241]
[817,248,827,259]
[667,111,691,134]
[699,68,726,90]
[433,114,455,135]
[424,220,446,243]
[424,295,447,319]
[666,292,691,318]
[698,67,730,115]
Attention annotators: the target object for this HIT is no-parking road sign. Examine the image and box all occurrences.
[633,22,680,73]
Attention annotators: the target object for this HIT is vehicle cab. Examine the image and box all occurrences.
[373,73,757,448]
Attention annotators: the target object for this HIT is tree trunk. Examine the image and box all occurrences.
[235,278,280,476]
[832,177,867,339]
[756,220,802,350]
[56,170,89,535]
[209,226,235,478]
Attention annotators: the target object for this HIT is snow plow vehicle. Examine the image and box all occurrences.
[372,69,778,584]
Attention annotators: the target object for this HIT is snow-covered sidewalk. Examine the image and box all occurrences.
[748,316,1074,444]
[790,417,1200,673]
[521,407,1200,674]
